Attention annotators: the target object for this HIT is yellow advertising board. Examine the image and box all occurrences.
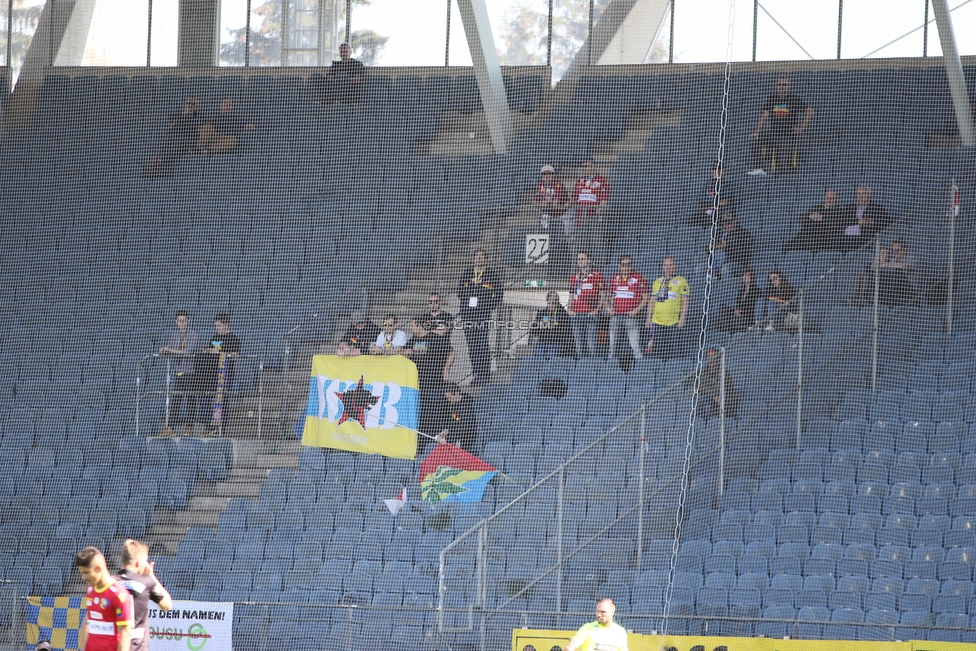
[512,630,971,651]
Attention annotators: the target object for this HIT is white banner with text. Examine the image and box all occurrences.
[146,601,234,651]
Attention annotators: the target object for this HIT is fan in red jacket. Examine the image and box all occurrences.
[572,157,610,234]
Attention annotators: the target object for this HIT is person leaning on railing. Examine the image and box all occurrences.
[159,310,201,433]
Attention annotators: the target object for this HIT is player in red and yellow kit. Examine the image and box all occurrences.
[76,547,132,651]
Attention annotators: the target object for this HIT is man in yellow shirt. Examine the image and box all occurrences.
[646,256,690,361]
[565,599,628,651]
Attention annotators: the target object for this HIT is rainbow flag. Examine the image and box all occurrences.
[419,442,497,505]
[303,355,419,459]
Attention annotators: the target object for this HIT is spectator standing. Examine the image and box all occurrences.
[717,267,760,333]
[457,249,502,385]
[564,599,628,651]
[755,271,798,332]
[116,539,173,651]
[749,77,814,174]
[839,185,891,252]
[370,315,408,355]
[533,164,571,232]
[694,162,736,227]
[198,97,255,155]
[707,213,755,278]
[646,256,690,360]
[76,547,132,651]
[782,189,845,253]
[323,43,365,103]
[159,310,201,435]
[532,291,574,360]
[197,313,242,428]
[336,310,381,357]
[435,383,478,452]
[419,293,455,335]
[405,317,455,392]
[148,96,206,175]
[406,318,455,435]
[568,251,605,358]
[572,157,610,239]
[606,255,649,362]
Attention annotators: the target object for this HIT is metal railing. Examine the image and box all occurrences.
[134,352,266,438]
[437,170,974,638]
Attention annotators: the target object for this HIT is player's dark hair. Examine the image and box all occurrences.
[75,546,103,568]
[215,312,231,324]
[175,310,189,319]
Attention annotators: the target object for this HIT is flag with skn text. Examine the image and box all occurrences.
[419,442,497,505]
[302,355,419,459]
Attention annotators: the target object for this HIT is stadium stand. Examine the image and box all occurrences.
[2,44,976,651]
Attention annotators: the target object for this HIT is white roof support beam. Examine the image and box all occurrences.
[18,0,96,80]
[562,0,671,87]
[931,0,975,147]
[456,0,513,154]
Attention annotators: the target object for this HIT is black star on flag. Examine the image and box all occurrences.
[336,375,379,429]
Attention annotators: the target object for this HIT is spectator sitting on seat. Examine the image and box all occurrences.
[838,185,891,252]
[571,157,610,240]
[850,240,916,307]
[782,189,845,253]
[198,97,255,155]
[159,310,201,434]
[692,348,739,420]
[336,310,381,357]
[755,270,798,332]
[707,212,754,279]
[532,291,574,360]
[322,43,365,104]
[434,382,478,452]
[370,315,408,355]
[717,267,760,333]
[749,76,814,175]
[148,96,206,175]
[693,162,736,228]
[533,164,571,233]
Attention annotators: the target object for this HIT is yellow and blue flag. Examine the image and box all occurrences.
[25,596,84,651]
[302,355,419,459]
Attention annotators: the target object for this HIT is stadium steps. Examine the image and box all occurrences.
[420,109,541,159]
[591,108,683,158]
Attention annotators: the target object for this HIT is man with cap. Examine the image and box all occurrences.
[336,310,381,357]
[532,164,570,233]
